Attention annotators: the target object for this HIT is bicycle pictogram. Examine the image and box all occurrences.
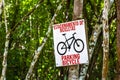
[57,32,84,55]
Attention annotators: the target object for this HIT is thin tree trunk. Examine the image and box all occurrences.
[0,0,3,14]
[68,0,83,80]
[25,1,64,80]
[0,0,3,28]
[83,24,102,80]
[73,0,83,20]
[115,0,120,79]
[1,0,10,80]
[82,1,113,79]
[102,0,110,79]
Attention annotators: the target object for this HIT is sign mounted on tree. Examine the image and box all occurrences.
[53,19,88,67]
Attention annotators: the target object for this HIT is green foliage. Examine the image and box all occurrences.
[0,0,117,79]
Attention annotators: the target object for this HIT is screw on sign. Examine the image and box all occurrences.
[57,32,84,55]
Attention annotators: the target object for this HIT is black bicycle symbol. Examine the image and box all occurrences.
[57,32,84,55]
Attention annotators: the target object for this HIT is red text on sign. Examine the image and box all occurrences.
[61,54,80,66]
[54,20,84,32]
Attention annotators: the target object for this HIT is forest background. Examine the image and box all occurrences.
[0,0,120,80]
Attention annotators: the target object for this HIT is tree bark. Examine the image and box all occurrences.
[84,24,102,80]
[68,0,83,80]
[0,0,3,14]
[73,0,83,20]
[83,1,113,79]
[102,0,110,79]
[1,0,10,80]
[0,0,3,28]
[115,0,120,79]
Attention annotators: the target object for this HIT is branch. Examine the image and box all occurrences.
[109,10,116,25]
[65,0,70,21]
[0,0,3,28]
[85,32,102,79]
[0,0,10,80]
[79,23,102,79]
[25,1,64,80]
[0,0,3,15]
[79,1,114,79]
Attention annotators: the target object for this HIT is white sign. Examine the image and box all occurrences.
[53,19,88,67]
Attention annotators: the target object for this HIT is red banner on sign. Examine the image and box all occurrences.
[61,54,80,66]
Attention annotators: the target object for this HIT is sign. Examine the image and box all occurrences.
[53,19,88,67]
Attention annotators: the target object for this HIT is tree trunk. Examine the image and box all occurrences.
[102,0,110,79]
[115,0,120,79]
[73,0,83,20]
[0,0,3,14]
[84,1,113,79]
[68,0,83,80]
